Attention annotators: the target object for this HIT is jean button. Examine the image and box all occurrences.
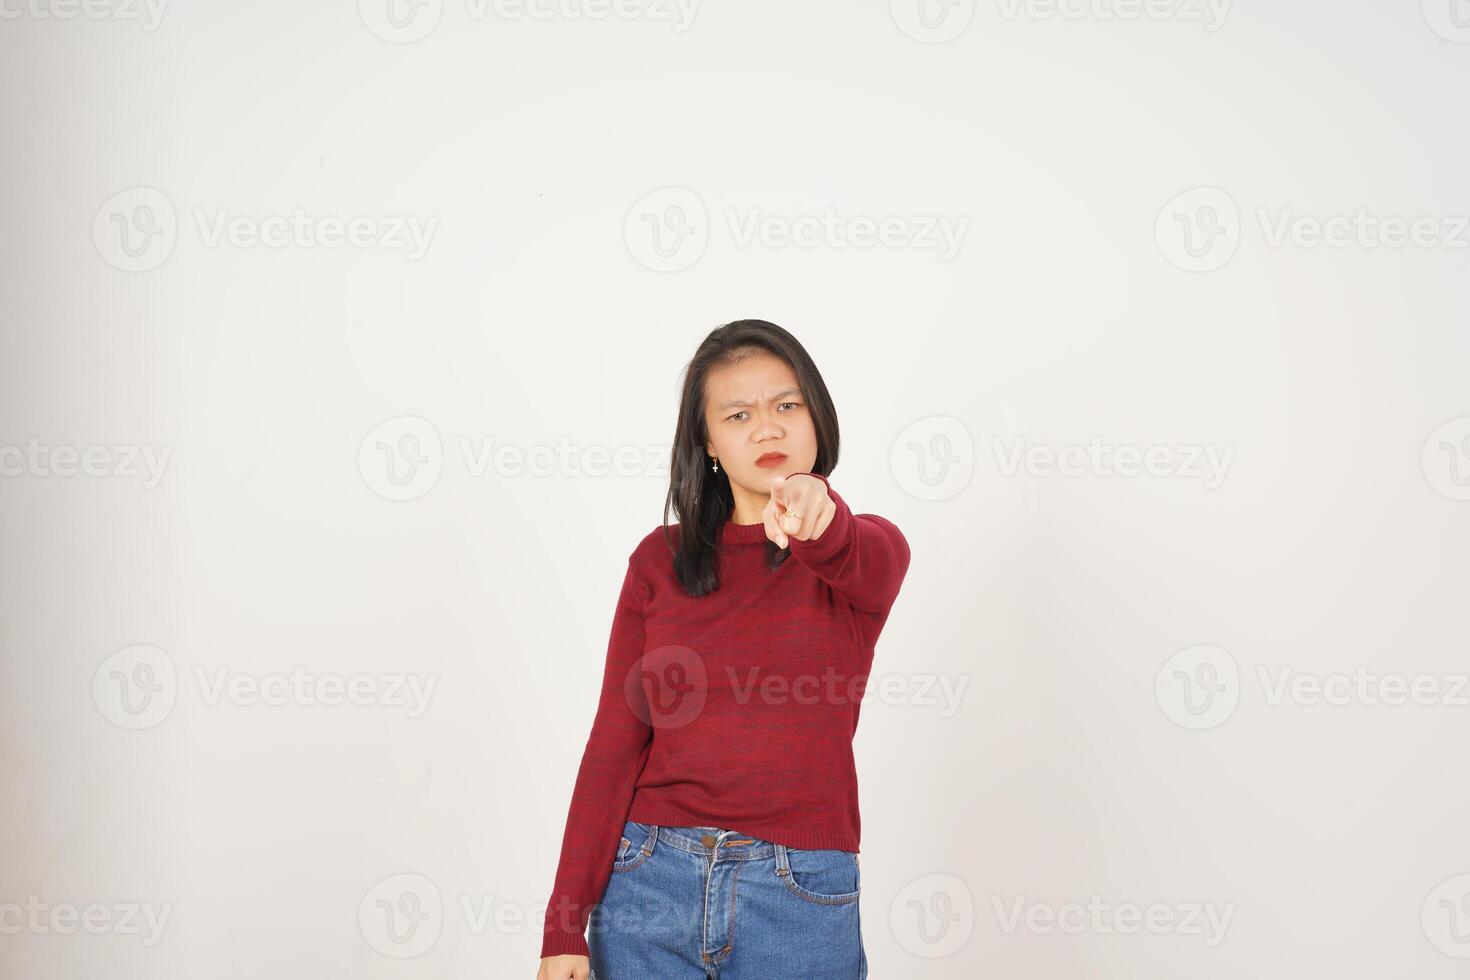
[700,834,717,848]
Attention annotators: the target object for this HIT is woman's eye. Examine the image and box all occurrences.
[727,404,799,421]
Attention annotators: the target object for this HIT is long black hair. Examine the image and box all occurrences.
[661,319,841,597]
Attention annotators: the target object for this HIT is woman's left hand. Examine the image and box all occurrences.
[764,473,836,549]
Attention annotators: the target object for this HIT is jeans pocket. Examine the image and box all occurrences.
[779,847,861,904]
[611,820,654,873]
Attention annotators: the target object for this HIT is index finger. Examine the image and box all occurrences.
[762,494,788,549]
[768,474,787,508]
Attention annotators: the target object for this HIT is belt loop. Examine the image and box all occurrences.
[773,842,790,877]
[640,823,659,856]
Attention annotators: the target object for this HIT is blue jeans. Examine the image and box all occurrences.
[587,820,867,980]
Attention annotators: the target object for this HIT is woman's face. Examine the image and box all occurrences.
[702,351,818,502]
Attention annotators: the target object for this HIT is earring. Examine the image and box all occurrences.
[711,457,719,473]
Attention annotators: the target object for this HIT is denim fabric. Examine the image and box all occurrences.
[587,821,867,980]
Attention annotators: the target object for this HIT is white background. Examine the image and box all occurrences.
[2,0,1469,977]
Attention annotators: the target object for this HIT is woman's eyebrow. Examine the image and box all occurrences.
[716,387,801,410]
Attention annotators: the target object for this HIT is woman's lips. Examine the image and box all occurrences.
[755,453,787,468]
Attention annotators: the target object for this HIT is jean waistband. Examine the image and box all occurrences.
[634,822,779,861]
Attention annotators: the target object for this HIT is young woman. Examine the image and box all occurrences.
[536,319,911,980]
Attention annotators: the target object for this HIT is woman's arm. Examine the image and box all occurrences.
[539,552,654,960]
[783,472,911,615]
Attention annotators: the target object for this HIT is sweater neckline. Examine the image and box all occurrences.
[718,518,769,545]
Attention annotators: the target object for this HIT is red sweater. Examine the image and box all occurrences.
[540,472,911,959]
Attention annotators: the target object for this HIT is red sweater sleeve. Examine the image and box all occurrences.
[540,552,654,959]
[785,472,911,614]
